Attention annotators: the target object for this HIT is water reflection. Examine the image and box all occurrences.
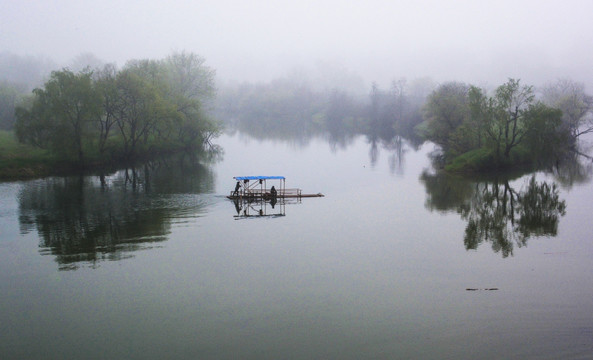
[228,119,423,177]
[548,151,593,189]
[18,153,217,270]
[231,198,288,219]
[421,172,567,257]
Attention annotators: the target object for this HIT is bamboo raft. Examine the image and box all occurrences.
[227,176,324,200]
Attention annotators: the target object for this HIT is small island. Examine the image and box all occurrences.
[420,78,592,173]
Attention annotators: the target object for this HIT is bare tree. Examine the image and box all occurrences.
[541,79,593,139]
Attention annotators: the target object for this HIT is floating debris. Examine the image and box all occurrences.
[466,288,499,291]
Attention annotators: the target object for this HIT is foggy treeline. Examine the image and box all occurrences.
[0,52,147,131]
[3,50,593,173]
[215,69,435,145]
[214,59,593,172]
[0,52,107,131]
[0,52,56,130]
[0,51,435,141]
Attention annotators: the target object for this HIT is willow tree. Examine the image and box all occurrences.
[163,51,219,148]
[15,69,102,163]
[111,68,178,158]
[15,52,221,164]
[93,64,119,155]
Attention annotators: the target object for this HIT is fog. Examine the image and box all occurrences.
[2,0,593,88]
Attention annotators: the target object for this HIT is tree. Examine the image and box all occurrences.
[68,52,106,73]
[14,92,52,149]
[0,81,23,130]
[484,79,535,160]
[94,64,119,155]
[467,85,490,148]
[390,78,408,135]
[112,69,175,158]
[367,82,396,139]
[423,81,469,150]
[164,51,216,104]
[15,69,102,163]
[541,78,593,140]
[421,78,573,170]
[113,54,220,154]
[14,51,221,164]
[326,89,354,133]
[522,102,568,161]
[163,51,220,148]
[368,82,381,135]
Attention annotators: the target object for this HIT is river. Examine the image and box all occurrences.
[1,132,592,359]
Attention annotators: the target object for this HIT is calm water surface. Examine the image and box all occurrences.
[1,132,593,359]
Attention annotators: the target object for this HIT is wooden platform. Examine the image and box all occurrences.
[228,176,323,200]
[227,188,324,200]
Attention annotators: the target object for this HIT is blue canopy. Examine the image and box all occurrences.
[234,176,285,180]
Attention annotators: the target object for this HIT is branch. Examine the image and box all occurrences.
[573,149,593,161]
[575,127,593,137]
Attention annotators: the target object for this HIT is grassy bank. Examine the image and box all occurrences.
[0,130,59,180]
[0,130,215,181]
[444,146,535,175]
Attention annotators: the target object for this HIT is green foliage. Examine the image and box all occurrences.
[423,81,469,149]
[447,122,478,158]
[15,69,102,163]
[13,52,221,165]
[425,78,575,173]
[112,68,174,157]
[467,85,488,148]
[484,79,535,159]
[444,147,496,172]
[0,130,57,179]
[162,51,219,148]
[522,102,568,161]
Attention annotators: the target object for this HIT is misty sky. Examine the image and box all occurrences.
[2,0,593,87]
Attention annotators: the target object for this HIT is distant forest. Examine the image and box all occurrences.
[2,51,592,172]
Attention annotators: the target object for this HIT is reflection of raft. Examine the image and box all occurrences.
[227,176,324,199]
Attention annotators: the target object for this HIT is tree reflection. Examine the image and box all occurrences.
[421,172,566,257]
[18,152,217,270]
[548,150,593,189]
[364,132,412,176]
